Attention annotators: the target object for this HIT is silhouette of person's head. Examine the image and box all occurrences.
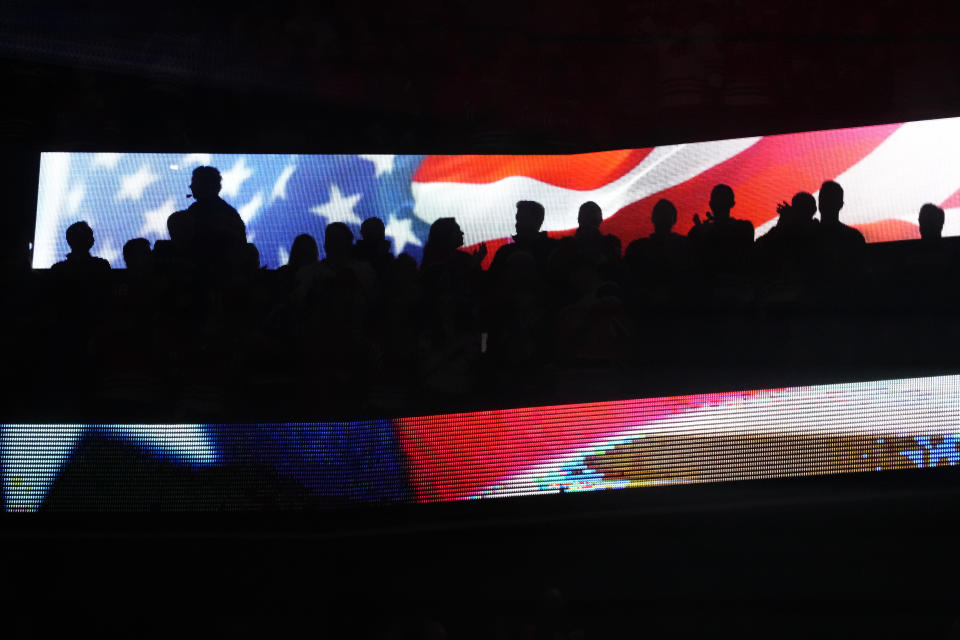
[289,233,319,270]
[123,238,152,271]
[578,201,603,231]
[323,222,354,262]
[426,217,465,252]
[651,199,678,235]
[709,185,735,221]
[65,221,95,255]
[918,203,945,240]
[818,181,844,224]
[791,192,817,222]
[515,200,546,240]
[190,166,222,202]
[360,217,386,244]
[167,210,194,245]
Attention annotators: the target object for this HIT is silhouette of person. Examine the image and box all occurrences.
[919,203,945,241]
[51,221,112,275]
[686,184,754,275]
[353,217,394,278]
[122,238,153,274]
[489,200,557,275]
[167,166,246,271]
[757,191,820,277]
[905,203,952,309]
[760,191,819,241]
[624,198,689,283]
[817,180,865,247]
[319,222,376,291]
[421,217,487,270]
[283,233,320,274]
[575,201,605,254]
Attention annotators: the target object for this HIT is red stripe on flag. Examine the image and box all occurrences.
[854,219,920,243]
[600,124,902,242]
[940,187,960,210]
[413,149,654,190]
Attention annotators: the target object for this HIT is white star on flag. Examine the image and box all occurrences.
[66,183,85,214]
[139,196,177,238]
[221,156,254,198]
[359,154,396,179]
[95,238,122,264]
[2,424,216,512]
[271,164,297,201]
[384,212,422,255]
[92,153,124,169]
[181,153,212,167]
[117,165,160,201]
[310,184,363,226]
[239,191,264,224]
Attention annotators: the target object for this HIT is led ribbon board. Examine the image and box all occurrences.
[34,116,960,269]
[5,375,960,511]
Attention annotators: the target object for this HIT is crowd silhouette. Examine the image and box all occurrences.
[18,165,960,422]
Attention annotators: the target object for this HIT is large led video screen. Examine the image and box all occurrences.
[33,116,960,269]
[5,374,960,511]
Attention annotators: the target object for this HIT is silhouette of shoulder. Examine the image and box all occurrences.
[51,253,112,275]
[688,217,754,242]
[491,232,558,272]
[188,198,246,243]
[820,221,865,244]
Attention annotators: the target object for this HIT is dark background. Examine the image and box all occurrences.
[3,1,960,636]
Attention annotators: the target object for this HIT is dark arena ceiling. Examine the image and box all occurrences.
[1,0,959,152]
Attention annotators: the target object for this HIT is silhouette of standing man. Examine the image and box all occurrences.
[168,166,246,272]
[687,184,754,275]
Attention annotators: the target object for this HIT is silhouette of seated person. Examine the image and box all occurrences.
[353,217,395,279]
[167,166,246,274]
[51,221,112,277]
[489,200,558,276]
[624,198,689,286]
[687,184,754,276]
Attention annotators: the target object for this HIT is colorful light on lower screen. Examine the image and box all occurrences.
[4,374,960,511]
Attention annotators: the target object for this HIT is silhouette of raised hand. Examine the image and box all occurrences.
[473,242,488,261]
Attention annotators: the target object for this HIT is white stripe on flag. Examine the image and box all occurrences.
[412,137,760,246]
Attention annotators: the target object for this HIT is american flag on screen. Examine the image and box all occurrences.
[33,116,960,269]
[6,373,960,511]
